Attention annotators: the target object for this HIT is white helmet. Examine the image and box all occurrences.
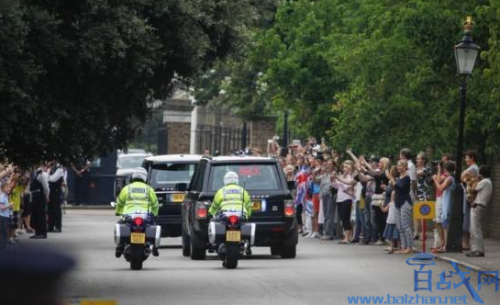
[224,171,239,186]
[131,167,148,182]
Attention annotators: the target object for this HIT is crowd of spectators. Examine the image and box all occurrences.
[0,161,74,249]
[268,137,493,257]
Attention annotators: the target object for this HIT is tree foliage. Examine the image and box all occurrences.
[0,0,262,166]
[200,0,500,160]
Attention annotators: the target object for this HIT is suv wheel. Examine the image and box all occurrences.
[280,245,296,259]
[182,227,191,257]
[270,246,281,256]
[189,231,206,260]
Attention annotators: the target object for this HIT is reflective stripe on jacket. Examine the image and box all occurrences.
[209,184,252,217]
[116,181,159,216]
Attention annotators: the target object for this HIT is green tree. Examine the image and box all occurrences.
[0,0,262,166]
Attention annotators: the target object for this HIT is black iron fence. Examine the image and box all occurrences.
[194,124,248,155]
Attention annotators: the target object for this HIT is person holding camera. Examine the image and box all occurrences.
[432,161,456,252]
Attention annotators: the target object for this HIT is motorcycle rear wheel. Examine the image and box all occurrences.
[224,243,239,269]
[130,246,144,270]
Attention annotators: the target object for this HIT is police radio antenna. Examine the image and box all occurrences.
[242,179,246,219]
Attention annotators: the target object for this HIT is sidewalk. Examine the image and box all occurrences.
[414,237,500,273]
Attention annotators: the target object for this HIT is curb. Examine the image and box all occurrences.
[433,254,498,278]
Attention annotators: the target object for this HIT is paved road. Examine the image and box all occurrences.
[21,210,499,305]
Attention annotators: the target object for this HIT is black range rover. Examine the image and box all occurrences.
[182,156,298,260]
[142,154,202,238]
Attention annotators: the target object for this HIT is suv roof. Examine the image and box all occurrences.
[145,154,203,163]
[205,156,276,163]
[119,152,152,158]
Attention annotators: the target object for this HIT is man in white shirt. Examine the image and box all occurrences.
[467,165,493,257]
[48,161,65,233]
[30,165,50,239]
[461,150,479,251]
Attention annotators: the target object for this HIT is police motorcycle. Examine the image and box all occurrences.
[112,202,161,270]
[208,208,255,269]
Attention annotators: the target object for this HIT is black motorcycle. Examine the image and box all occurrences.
[114,212,161,270]
[208,210,255,269]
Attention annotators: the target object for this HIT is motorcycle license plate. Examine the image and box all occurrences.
[252,200,261,211]
[130,232,146,244]
[172,193,185,202]
[226,231,241,242]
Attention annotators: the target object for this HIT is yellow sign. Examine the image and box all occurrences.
[172,193,185,202]
[252,200,261,211]
[226,230,241,242]
[414,201,435,220]
[130,232,145,244]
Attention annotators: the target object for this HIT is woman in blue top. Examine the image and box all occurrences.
[432,161,456,251]
[386,159,413,254]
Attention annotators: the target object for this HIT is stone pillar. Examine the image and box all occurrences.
[485,159,500,239]
[162,99,194,154]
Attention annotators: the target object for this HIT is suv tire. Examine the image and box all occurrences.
[189,231,206,260]
[182,227,191,257]
[280,245,296,259]
[270,245,281,256]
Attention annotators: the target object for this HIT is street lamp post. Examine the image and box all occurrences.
[448,16,479,251]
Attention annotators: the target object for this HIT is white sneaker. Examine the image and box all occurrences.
[305,232,314,238]
[308,232,320,239]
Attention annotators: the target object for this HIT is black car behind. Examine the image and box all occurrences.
[142,154,202,238]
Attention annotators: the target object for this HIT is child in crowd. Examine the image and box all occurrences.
[9,172,28,240]
[0,183,13,250]
[382,191,400,253]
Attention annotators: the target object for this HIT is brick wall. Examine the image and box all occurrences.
[249,118,277,155]
[166,122,191,154]
[485,159,500,239]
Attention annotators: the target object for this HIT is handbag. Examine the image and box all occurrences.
[371,194,385,207]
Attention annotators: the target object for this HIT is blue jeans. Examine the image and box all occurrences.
[363,196,379,242]
[322,194,335,237]
[353,201,365,241]
[0,216,9,250]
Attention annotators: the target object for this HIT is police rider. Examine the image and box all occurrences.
[115,167,159,257]
[209,171,252,219]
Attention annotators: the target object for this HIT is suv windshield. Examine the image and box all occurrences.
[118,156,147,169]
[209,164,281,191]
[150,163,197,189]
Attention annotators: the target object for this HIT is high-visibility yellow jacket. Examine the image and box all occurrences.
[116,181,159,216]
[209,184,252,217]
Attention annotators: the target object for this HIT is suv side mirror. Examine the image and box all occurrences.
[175,183,188,192]
[287,181,296,191]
